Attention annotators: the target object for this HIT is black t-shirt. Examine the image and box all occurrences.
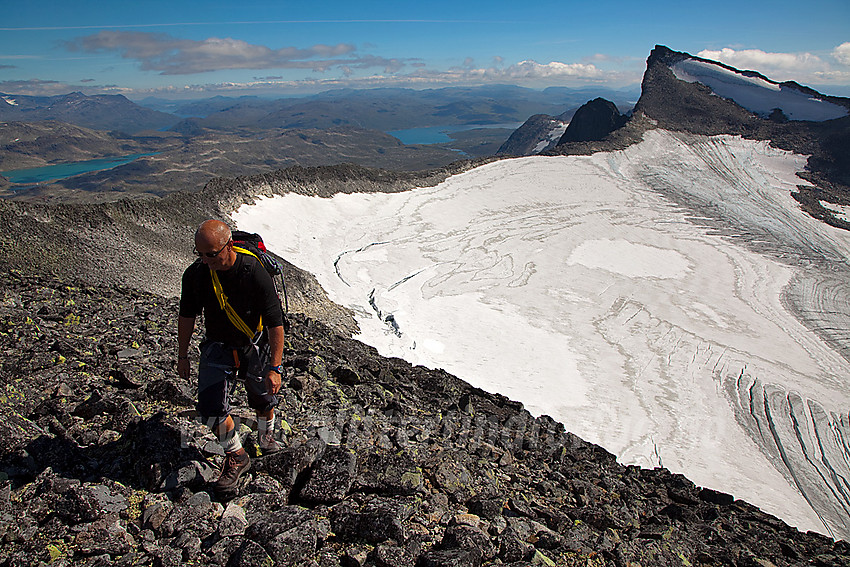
[179,253,283,347]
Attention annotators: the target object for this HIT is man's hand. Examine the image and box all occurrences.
[265,325,285,396]
[178,357,191,379]
[265,369,281,395]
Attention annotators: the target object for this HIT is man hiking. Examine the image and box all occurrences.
[177,219,285,498]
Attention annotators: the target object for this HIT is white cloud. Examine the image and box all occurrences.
[508,60,602,79]
[697,48,824,75]
[696,46,850,88]
[833,42,850,66]
[63,31,403,76]
[460,59,603,81]
[0,79,74,96]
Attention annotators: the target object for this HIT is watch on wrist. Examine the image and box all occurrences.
[268,364,283,374]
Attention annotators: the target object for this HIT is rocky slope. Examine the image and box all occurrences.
[1,270,848,567]
[496,113,571,156]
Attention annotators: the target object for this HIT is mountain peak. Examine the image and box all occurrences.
[637,46,849,126]
[557,97,627,144]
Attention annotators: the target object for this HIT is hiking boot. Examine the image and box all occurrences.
[214,451,250,498]
[258,428,282,454]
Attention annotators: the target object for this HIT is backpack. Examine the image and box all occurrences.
[231,230,289,314]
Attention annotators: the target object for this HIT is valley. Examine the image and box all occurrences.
[0,85,639,203]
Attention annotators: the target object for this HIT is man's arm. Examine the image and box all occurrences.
[177,315,196,379]
[265,325,285,394]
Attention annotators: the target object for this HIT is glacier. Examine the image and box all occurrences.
[233,129,850,539]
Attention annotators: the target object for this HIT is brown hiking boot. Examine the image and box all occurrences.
[214,451,250,498]
[258,428,282,454]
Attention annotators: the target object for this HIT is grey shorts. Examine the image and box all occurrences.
[196,340,278,422]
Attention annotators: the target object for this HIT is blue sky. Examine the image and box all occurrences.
[1,0,848,99]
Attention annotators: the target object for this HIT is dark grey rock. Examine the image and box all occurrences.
[373,543,416,567]
[261,437,326,494]
[331,496,416,543]
[298,445,358,503]
[699,487,735,505]
[237,492,289,525]
[72,391,124,419]
[466,494,505,519]
[219,502,248,538]
[265,523,319,565]
[149,544,182,567]
[207,536,246,566]
[226,539,273,567]
[160,460,216,491]
[440,524,495,561]
[0,235,848,566]
[415,548,481,567]
[356,452,424,495]
[430,460,472,503]
[244,504,316,545]
[142,495,173,532]
[497,529,534,563]
[173,531,202,562]
[497,113,570,156]
[557,98,627,144]
[74,516,135,556]
[145,379,194,405]
[159,490,216,538]
[55,483,128,524]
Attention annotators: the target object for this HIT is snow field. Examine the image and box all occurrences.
[233,129,850,537]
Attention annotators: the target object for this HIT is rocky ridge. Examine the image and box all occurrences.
[1,270,849,566]
[548,46,850,231]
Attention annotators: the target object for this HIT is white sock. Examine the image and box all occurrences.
[219,428,243,454]
[258,413,276,434]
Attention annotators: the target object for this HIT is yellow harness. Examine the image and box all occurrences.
[209,246,263,341]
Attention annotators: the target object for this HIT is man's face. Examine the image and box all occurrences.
[195,237,235,271]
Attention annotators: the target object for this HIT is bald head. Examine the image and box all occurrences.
[194,220,236,270]
[195,219,232,249]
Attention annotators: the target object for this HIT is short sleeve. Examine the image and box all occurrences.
[179,263,203,318]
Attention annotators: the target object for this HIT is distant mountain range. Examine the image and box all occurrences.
[160,85,638,133]
[0,85,639,136]
[0,92,177,133]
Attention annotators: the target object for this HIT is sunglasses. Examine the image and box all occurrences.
[194,239,231,258]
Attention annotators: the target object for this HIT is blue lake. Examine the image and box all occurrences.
[387,123,521,145]
[1,152,159,185]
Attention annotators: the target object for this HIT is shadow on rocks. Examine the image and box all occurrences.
[2,411,208,494]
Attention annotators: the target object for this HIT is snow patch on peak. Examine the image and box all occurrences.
[532,121,568,154]
[2,96,18,106]
[671,59,848,122]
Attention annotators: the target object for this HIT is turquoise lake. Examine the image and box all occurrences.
[1,152,159,185]
[387,123,521,145]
